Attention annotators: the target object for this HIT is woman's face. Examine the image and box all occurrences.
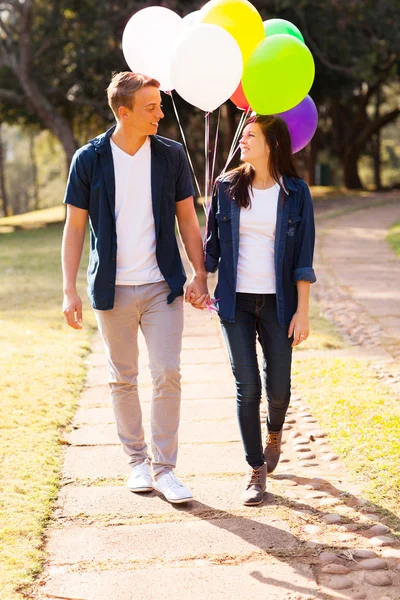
[239,122,270,166]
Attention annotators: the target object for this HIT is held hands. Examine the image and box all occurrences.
[63,291,83,330]
[288,311,309,347]
[185,273,210,310]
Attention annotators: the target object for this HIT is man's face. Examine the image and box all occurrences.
[121,86,164,136]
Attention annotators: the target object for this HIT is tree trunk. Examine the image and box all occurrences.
[0,124,10,217]
[29,130,40,210]
[373,88,382,190]
[342,149,363,189]
[17,74,77,168]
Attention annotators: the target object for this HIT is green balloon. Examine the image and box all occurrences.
[242,34,315,115]
[263,18,304,43]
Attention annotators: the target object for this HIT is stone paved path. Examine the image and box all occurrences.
[37,199,400,600]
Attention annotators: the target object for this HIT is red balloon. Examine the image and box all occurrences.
[230,81,250,110]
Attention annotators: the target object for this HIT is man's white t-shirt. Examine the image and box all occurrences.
[236,183,280,294]
[111,137,164,285]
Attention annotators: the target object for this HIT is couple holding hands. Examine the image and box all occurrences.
[62,72,316,507]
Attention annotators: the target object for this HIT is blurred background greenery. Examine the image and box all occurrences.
[0,0,399,216]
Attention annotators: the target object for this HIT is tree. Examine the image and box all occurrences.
[268,0,400,188]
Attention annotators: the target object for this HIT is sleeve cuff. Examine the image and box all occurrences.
[293,267,316,283]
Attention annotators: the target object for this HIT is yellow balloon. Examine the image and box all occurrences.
[199,0,264,64]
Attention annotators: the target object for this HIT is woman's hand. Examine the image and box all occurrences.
[288,311,309,347]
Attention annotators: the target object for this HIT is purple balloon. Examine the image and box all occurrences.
[275,95,318,154]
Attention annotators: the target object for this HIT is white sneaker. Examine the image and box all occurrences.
[127,460,153,493]
[154,471,193,504]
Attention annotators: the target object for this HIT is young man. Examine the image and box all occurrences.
[61,72,208,503]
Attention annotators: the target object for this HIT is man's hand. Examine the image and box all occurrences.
[288,311,309,347]
[63,291,83,329]
[185,273,209,310]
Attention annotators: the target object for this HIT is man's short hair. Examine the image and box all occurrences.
[106,72,160,117]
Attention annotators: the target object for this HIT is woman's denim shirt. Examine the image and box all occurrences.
[204,175,316,326]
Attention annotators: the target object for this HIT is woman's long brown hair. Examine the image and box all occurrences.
[223,115,299,208]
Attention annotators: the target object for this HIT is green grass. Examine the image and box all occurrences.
[0,220,95,599]
[387,221,400,256]
[293,356,400,519]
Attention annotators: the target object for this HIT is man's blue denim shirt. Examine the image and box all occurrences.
[64,126,194,310]
[204,175,316,326]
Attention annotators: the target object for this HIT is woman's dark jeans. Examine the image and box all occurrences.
[220,293,293,469]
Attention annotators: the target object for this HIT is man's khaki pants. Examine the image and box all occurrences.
[94,281,184,477]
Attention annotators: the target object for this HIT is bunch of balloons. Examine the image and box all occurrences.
[122,0,318,154]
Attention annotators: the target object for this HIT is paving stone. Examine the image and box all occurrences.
[370,536,396,547]
[319,552,342,563]
[340,523,359,531]
[350,594,366,599]
[362,513,380,521]
[321,453,340,462]
[327,575,354,590]
[282,423,292,430]
[369,524,390,535]
[294,446,313,453]
[358,558,387,570]
[288,431,302,439]
[64,443,247,479]
[58,479,266,517]
[351,549,378,559]
[42,562,319,600]
[47,517,298,564]
[279,479,298,487]
[322,514,342,525]
[303,525,322,535]
[315,439,329,446]
[308,430,327,439]
[364,572,393,586]
[299,452,317,461]
[69,419,240,446]
[381,549,400,559]
[292,437,310,445]
[321,564,350,575]
[329,463,342,472]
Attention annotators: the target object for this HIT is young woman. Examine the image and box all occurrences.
[205,115,316,506]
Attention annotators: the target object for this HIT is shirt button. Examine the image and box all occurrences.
[223,216,227,221]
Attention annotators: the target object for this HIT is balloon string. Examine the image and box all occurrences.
[210,106,221,200]
[204,111,210,215]
[222,106,252,175]
[167,91,202,198]
[224,110,246,169]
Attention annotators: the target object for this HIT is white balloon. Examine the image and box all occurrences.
[170,24,243,112]
[122,7,183,92]
[182,10,201,28]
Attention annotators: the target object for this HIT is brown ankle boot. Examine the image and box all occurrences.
[264,429,283,473]
[242,464,267,506]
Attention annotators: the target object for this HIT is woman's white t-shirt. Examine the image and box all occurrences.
[236,183,280,294]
